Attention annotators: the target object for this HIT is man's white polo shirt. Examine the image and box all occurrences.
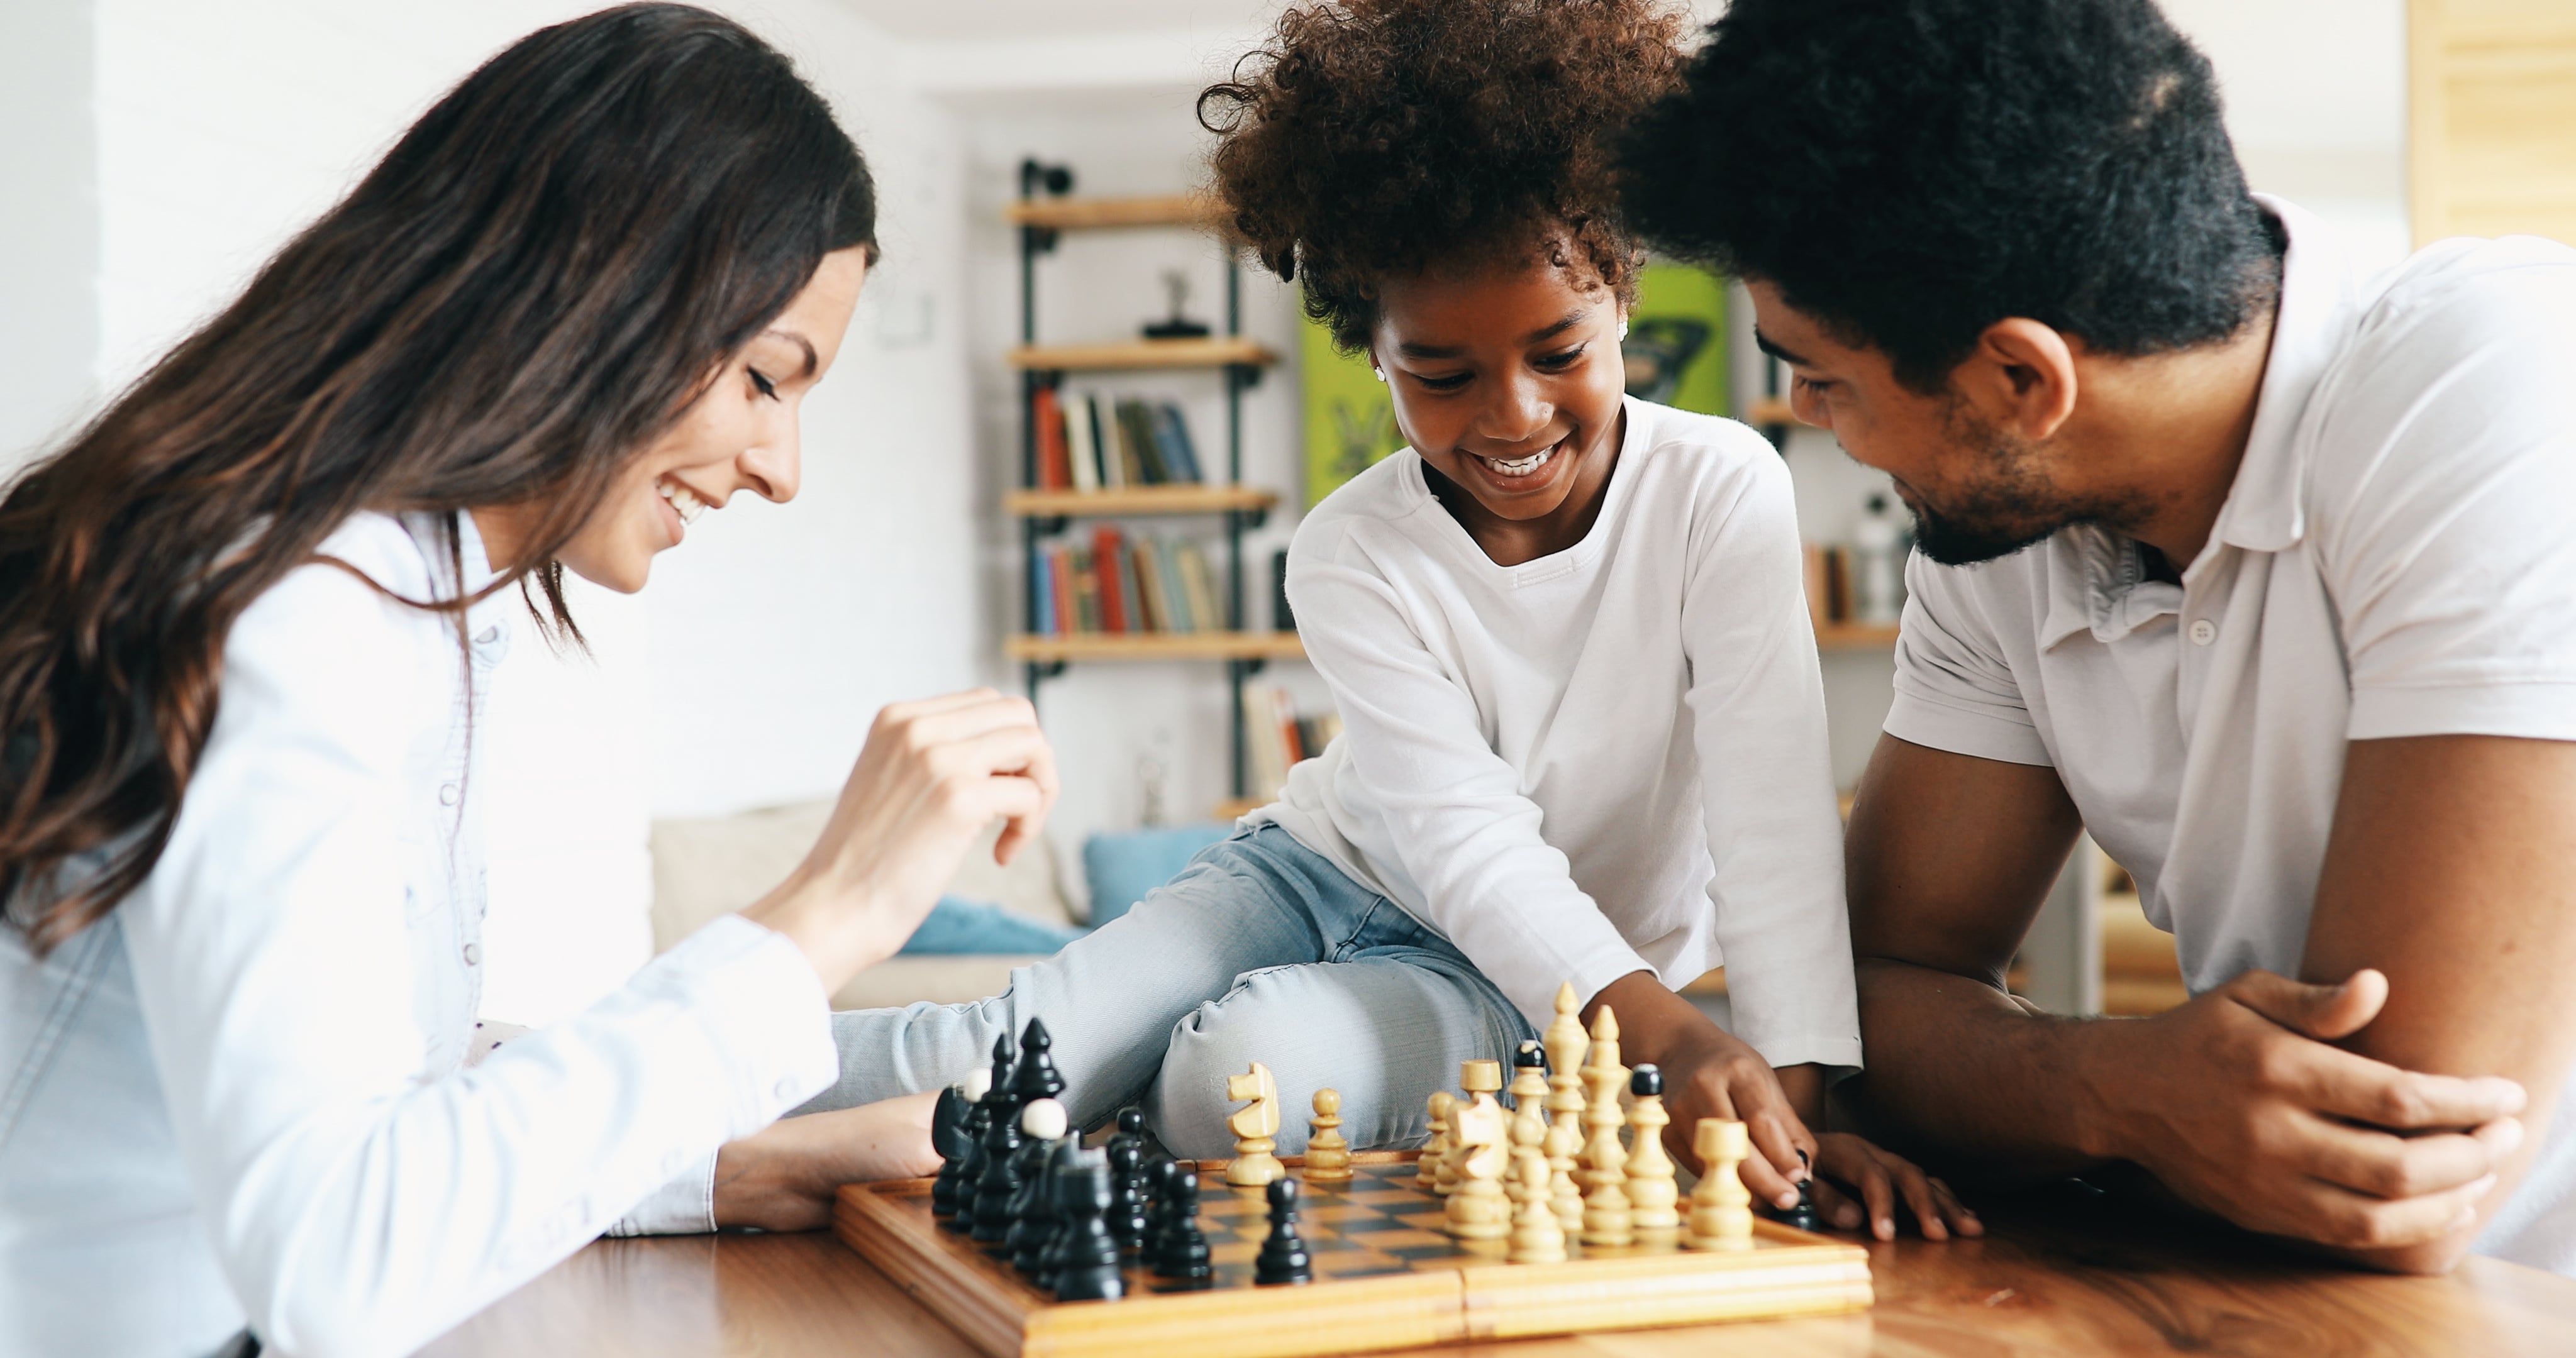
[1884,196,2576,1273]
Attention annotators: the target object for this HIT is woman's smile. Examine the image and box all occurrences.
[655,475,709,544]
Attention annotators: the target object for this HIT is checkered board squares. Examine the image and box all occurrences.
[835,1151,1873,1358]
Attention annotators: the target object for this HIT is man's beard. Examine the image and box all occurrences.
[1902,404,2148,567]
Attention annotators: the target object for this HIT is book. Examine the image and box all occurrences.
[1088,394,1122,489]
[1092,526,1130,634]
[1272,549,1294,633]
[1114,534,1146,633]
[1118,399,1170,484]
[1174,541,1222,633]
[1130,538,1170,632]
[1071,547,1102,634]
[1048,546,1075,636]
[1065,390,1100,493]
[1243,685,1289,800]
[1030,547,1056,636]
[1109,399,1151,485]
[1153,402,1204,483]
[1153,539,1196,633]
[1031,387,1072,490]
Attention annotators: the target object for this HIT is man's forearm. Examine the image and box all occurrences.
[1842,958,2128,1180]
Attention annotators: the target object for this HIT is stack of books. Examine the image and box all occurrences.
[1242,685,1343,802]
[1030,390,1205,490]
[1030,526,1226,636]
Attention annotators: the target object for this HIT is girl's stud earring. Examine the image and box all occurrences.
[1618,320,1629,340]
[1372,367,1386,382]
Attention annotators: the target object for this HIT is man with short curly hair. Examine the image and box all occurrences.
[1621,0,2576,1276]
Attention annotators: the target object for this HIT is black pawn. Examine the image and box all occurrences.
[1106,1139,1151,1254]
[1052,1151,1126,1303]
[1141,1158,1182,1271]
[929,1086,972,1218]
[1013,1018,1065,1107]
[1254,1178,1313,1286]
[1108,1108,1148,1166]
[1777,1149,1824,1232]
[1030,1140,1084,1285]
[1150,1167,1212,1281]
[971,1108,1024,1244]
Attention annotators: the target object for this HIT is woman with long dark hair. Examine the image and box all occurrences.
[0,8,1052,1355]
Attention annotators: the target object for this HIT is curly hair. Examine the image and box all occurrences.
[1618,0,2281,393]
[1201,0,1690,354]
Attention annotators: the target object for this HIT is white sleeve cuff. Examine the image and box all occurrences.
[636,914,839,1140]
[607,1153,717,1237]
[1884,691,2054,768]
[2349,679,2576,744]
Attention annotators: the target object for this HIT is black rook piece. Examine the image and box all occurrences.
[1150,1166,1212,1281]
[929,1085,972,1218]
[1630,1064,1663,1099]
[1254,1178,1314,1286]
[1052,1151,1127,1303]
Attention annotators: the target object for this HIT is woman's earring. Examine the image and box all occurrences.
[1618,320,1629,341]
[1372,366,1386,382]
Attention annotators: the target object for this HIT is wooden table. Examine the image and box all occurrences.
[420,1184,2576,1356]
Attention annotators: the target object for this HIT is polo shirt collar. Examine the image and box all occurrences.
[2207,196,2365,556]
[2036,196,2360,650]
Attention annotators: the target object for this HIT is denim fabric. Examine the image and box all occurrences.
[897,896,1086,956]
[806,824,1533,1157]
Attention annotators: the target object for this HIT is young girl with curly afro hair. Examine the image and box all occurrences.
[803,0,1975,1243]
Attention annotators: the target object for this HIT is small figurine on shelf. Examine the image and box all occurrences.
[1142,269,1213,341]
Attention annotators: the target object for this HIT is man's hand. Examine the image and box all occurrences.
[712,1093,944,1232]
[1587,971,1978,1240]
[2087,967,2526,1251]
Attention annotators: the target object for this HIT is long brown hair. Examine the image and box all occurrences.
[0,4,876,954]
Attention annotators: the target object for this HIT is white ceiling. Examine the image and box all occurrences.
[838,0,1279,41]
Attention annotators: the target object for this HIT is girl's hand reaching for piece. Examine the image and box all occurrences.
[1806,1132,1982,1242]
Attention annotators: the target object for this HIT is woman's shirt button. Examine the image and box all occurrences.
[462,942,480,966]
[438,783,461,806]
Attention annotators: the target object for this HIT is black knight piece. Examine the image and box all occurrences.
[1051,1150,1126,1303]
[1253,1177,1314,1286]
[928,1085,972,1219]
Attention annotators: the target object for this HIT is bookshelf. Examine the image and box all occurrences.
[1008,163,1291,800]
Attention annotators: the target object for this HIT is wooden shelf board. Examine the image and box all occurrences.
[1006,631,1307,663]
[1004,194,1224,232]
[1746,397,1801,427]
[1005,485,1278,519]
[1008,337,1278,372]
[1213,797,1268,820]
[1815,621,1901,651]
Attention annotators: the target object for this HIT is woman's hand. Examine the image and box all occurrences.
[712,1093,943,1232]
[742,689,1057,993]
[1807,1132,1981,1241]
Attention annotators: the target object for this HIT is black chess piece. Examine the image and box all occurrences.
[1778,1149,1824,1232]
[1254,1178,1313,1286]
[1013,1018,1065,1108]
[1150,1167,1212,1281]
[1052,1150,1126,1303]
[929,1085,972,1219]
[1006,1130,1060,1272]
[1108,1108,1147,1165]
[1034,1140,1089,1291]
[941,1086,996,1234]
[1106,1139,1151,1254]
[971,1104,1025,1244]
[972,1034,1024,1238]
[1140,1157,1181,1271]
[1510,1040,1546,1110]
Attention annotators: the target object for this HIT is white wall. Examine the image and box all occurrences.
[0,0,101,474]
[66,0,982,1023]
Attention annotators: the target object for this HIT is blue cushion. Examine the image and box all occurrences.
[898,895,1087,956]
[1082,823,1231,927]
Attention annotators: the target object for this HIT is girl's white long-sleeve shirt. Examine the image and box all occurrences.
[1257,399,1860,1069]
[0,512,836,1358]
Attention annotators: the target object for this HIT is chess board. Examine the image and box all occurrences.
[833,1151,1872,1358]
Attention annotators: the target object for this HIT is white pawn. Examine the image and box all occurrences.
[1305,1088,1353,1182]
[1507,1149,1567,1264]
[1418,1091,1455,1191]
[1686,1117,1755,1252]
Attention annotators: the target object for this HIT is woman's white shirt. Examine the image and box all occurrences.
[1258,399,1860,1071]
[0,512,836,1358]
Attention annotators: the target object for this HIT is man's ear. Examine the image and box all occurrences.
[1955,319,2079,441]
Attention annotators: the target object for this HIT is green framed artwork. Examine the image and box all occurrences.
[1299,262,1729,508]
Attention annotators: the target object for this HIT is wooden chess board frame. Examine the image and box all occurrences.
[833,1151,1872,1358]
